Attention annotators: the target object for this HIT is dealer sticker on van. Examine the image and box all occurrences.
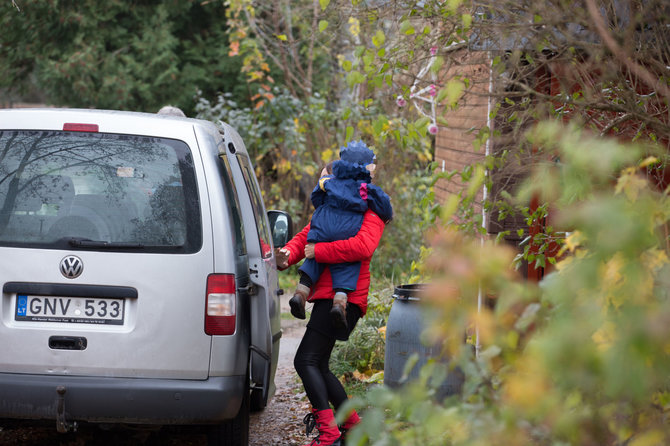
[15,295,125,325]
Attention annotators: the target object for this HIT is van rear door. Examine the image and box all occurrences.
[0,128,214,379]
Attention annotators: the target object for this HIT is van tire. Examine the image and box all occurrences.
[208,376,250,446]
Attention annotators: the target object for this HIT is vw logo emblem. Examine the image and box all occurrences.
[60,255,83,279]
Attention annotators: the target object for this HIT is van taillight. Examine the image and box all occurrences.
[205,274,236,335]
[63,123,99,132]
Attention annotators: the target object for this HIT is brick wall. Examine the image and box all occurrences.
[434,50,491,217]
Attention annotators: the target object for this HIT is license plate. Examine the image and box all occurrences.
[15,295,125,325]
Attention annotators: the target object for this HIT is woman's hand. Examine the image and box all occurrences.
[304,243,316,259]
[274,247,290,269]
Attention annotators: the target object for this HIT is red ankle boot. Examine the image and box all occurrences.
[339,410,361,445]
[302,408,342,446]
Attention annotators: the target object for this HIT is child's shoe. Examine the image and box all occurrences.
[330,292,348,329]
[289,284,310,320]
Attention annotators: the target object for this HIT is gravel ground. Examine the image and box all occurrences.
[0,297,314,446]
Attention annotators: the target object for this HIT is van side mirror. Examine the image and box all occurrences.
[267,210,293,248]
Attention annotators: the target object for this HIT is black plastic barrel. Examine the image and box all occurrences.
[384,284,463,398]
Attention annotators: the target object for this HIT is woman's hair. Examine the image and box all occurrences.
[324,161,334,175]
[157,105,186,117]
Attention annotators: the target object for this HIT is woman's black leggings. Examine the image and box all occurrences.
[294,327,348,411]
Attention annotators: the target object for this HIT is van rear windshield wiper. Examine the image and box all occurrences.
[66,238,145,249]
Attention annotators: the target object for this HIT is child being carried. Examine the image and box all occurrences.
[286,140,393,329]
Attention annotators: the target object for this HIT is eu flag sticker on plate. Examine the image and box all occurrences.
[16,295,27,316]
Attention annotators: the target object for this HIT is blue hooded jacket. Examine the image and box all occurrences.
[306,141,392,243]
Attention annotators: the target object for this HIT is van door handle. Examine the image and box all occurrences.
[49,336,87,351]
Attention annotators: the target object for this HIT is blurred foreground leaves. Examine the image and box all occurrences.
[345,123,670,445]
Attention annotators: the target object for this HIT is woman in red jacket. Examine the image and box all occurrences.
[277,209,386,446]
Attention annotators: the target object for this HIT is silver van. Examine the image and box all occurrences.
[0,108,291,445]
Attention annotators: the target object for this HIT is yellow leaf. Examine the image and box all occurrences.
[372,29,385,48]
[352,370,368,381]
[504,371,548,411]
[462,13,472,29]
[642,248,669,271]
[348,17,360,37]
[466,164,485,198]
[448,0,462,11]
[564,230,584,252]
[592,321,617,351]
[276,34,287,41]
[321,148,334,162]
[639,156,659,168]
[441,194,460,221]
[365,371,384,384]
[615,168,648,201]
[602,253,624,287]
[629,430,666,446]
[447,79,465,106]
[304,165,315,177]
[279,160,291,173]
[471,310,494,344]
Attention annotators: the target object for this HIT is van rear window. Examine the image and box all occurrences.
[0,131,201,253]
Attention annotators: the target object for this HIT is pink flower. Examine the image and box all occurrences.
[429,84,437,97]
[428,124,438,134]
[430,46,438,56]
[396,96,407,107]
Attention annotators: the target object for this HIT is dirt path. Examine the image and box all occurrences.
[249,314,310,446]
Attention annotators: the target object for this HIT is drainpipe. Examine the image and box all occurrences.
[476,51,495,358]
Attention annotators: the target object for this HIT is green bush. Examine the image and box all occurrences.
[330,283,394,379]
[342,123,670,446]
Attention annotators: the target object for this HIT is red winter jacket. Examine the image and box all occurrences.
[283,210,385,315]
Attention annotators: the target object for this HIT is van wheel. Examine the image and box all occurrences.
[208,377,250,446]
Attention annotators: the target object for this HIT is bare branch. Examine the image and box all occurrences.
[598,113,634,136]
[306,0,318,94]
[585,0,670,101]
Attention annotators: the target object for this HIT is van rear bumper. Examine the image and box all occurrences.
[0,372,245,424]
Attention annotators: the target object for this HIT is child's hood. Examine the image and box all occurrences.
[339,140,375,166]
[332,160,372,181]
